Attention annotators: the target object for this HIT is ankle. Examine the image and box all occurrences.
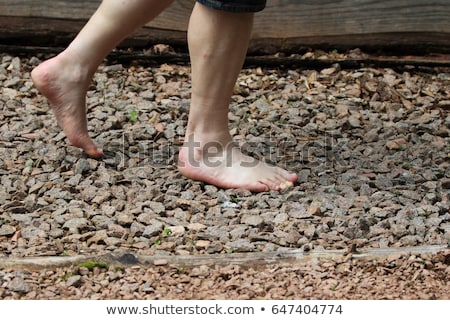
[56,50,96,83]
[183,130,233,149]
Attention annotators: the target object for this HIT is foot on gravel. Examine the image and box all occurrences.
[178,136,298,192]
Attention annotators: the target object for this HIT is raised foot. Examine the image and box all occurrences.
[31,56,103,158]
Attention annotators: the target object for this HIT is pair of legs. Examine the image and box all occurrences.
[31,0,298,192]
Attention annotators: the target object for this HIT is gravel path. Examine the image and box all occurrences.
[0,51,449,299]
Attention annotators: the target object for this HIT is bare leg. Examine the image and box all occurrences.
[178,3,298,192]
[31,0,173,157]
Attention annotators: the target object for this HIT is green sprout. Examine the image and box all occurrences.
[131,83,142,91]
[25,160,34,168]
[128,108,138,123]
[162,228,172,236]
[61,272,74,280]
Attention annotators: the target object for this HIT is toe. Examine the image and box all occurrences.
[84,145,104,159]
[69,134,103,158]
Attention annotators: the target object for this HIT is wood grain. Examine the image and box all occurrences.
[1,0,450,52]
[0,245,447,271]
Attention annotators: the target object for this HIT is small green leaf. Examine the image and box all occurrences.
[128,109,138,123]
[131,83,142,91]
[25,160,34,168]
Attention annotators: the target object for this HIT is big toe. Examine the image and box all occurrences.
[69,135,103,158]
[84,144,104,159]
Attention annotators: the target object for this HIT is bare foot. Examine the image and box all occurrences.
[31,54,103,158]
[178,135,298,192]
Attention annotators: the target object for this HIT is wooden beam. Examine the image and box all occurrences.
[1,0,450,53]
[0,245,448,271]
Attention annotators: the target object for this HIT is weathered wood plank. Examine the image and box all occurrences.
[0,245,448,271]
[1,0,449,36]
[0,0,450,52]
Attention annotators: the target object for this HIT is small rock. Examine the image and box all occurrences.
[78,267,90,276]
[226,239,255,252]
[28,181,44,194]
[149,201,165,214]
[0,224,16,236]
[195,240,211,250]
[168,225,185,237]
[187,223,207,231]
[7,57,21,71]
[222,201,239,208]
[285,203,312,219]
[142,283,155,293]
[241,214,263,226]
[92,190,111,204]
[101,205,116,217]
[285,229,301,244]
[441,179,450,189]
[2,88,18,99]
[308,205,322,216]
[321,67,337,75]
[143,220,164,237]
[130,221,145,237]
[4,77,21,87]
[116,212,134,226]
[66,275,82,287]
[386,138,407,150]
[107,224,127,237]
[190,265,210,277]
[286,191,305,201]
[87,230,108,246]
[153,259,168,266]
[335,104,349,117]
[20,227,47,240]
[7,277,30,293]
[347,115,361,128]
[74,159,91,175]
[63,218,89,233]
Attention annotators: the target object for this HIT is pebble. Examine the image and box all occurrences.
[153,259,168,266]
[143,220,164,237]
[241,214,263,226]
[168,225,185,237]
[116,213,134,226]
[195,240,211,250]
[63,218,90,234]
[7,277,30,293]
[66,275,82,287]
[226,239,255,252]
[0,225,16,236]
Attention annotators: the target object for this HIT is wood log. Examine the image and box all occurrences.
[0,245,448,271]
[0,0,450,53]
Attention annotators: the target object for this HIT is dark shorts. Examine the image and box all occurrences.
[196,0,266,13]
